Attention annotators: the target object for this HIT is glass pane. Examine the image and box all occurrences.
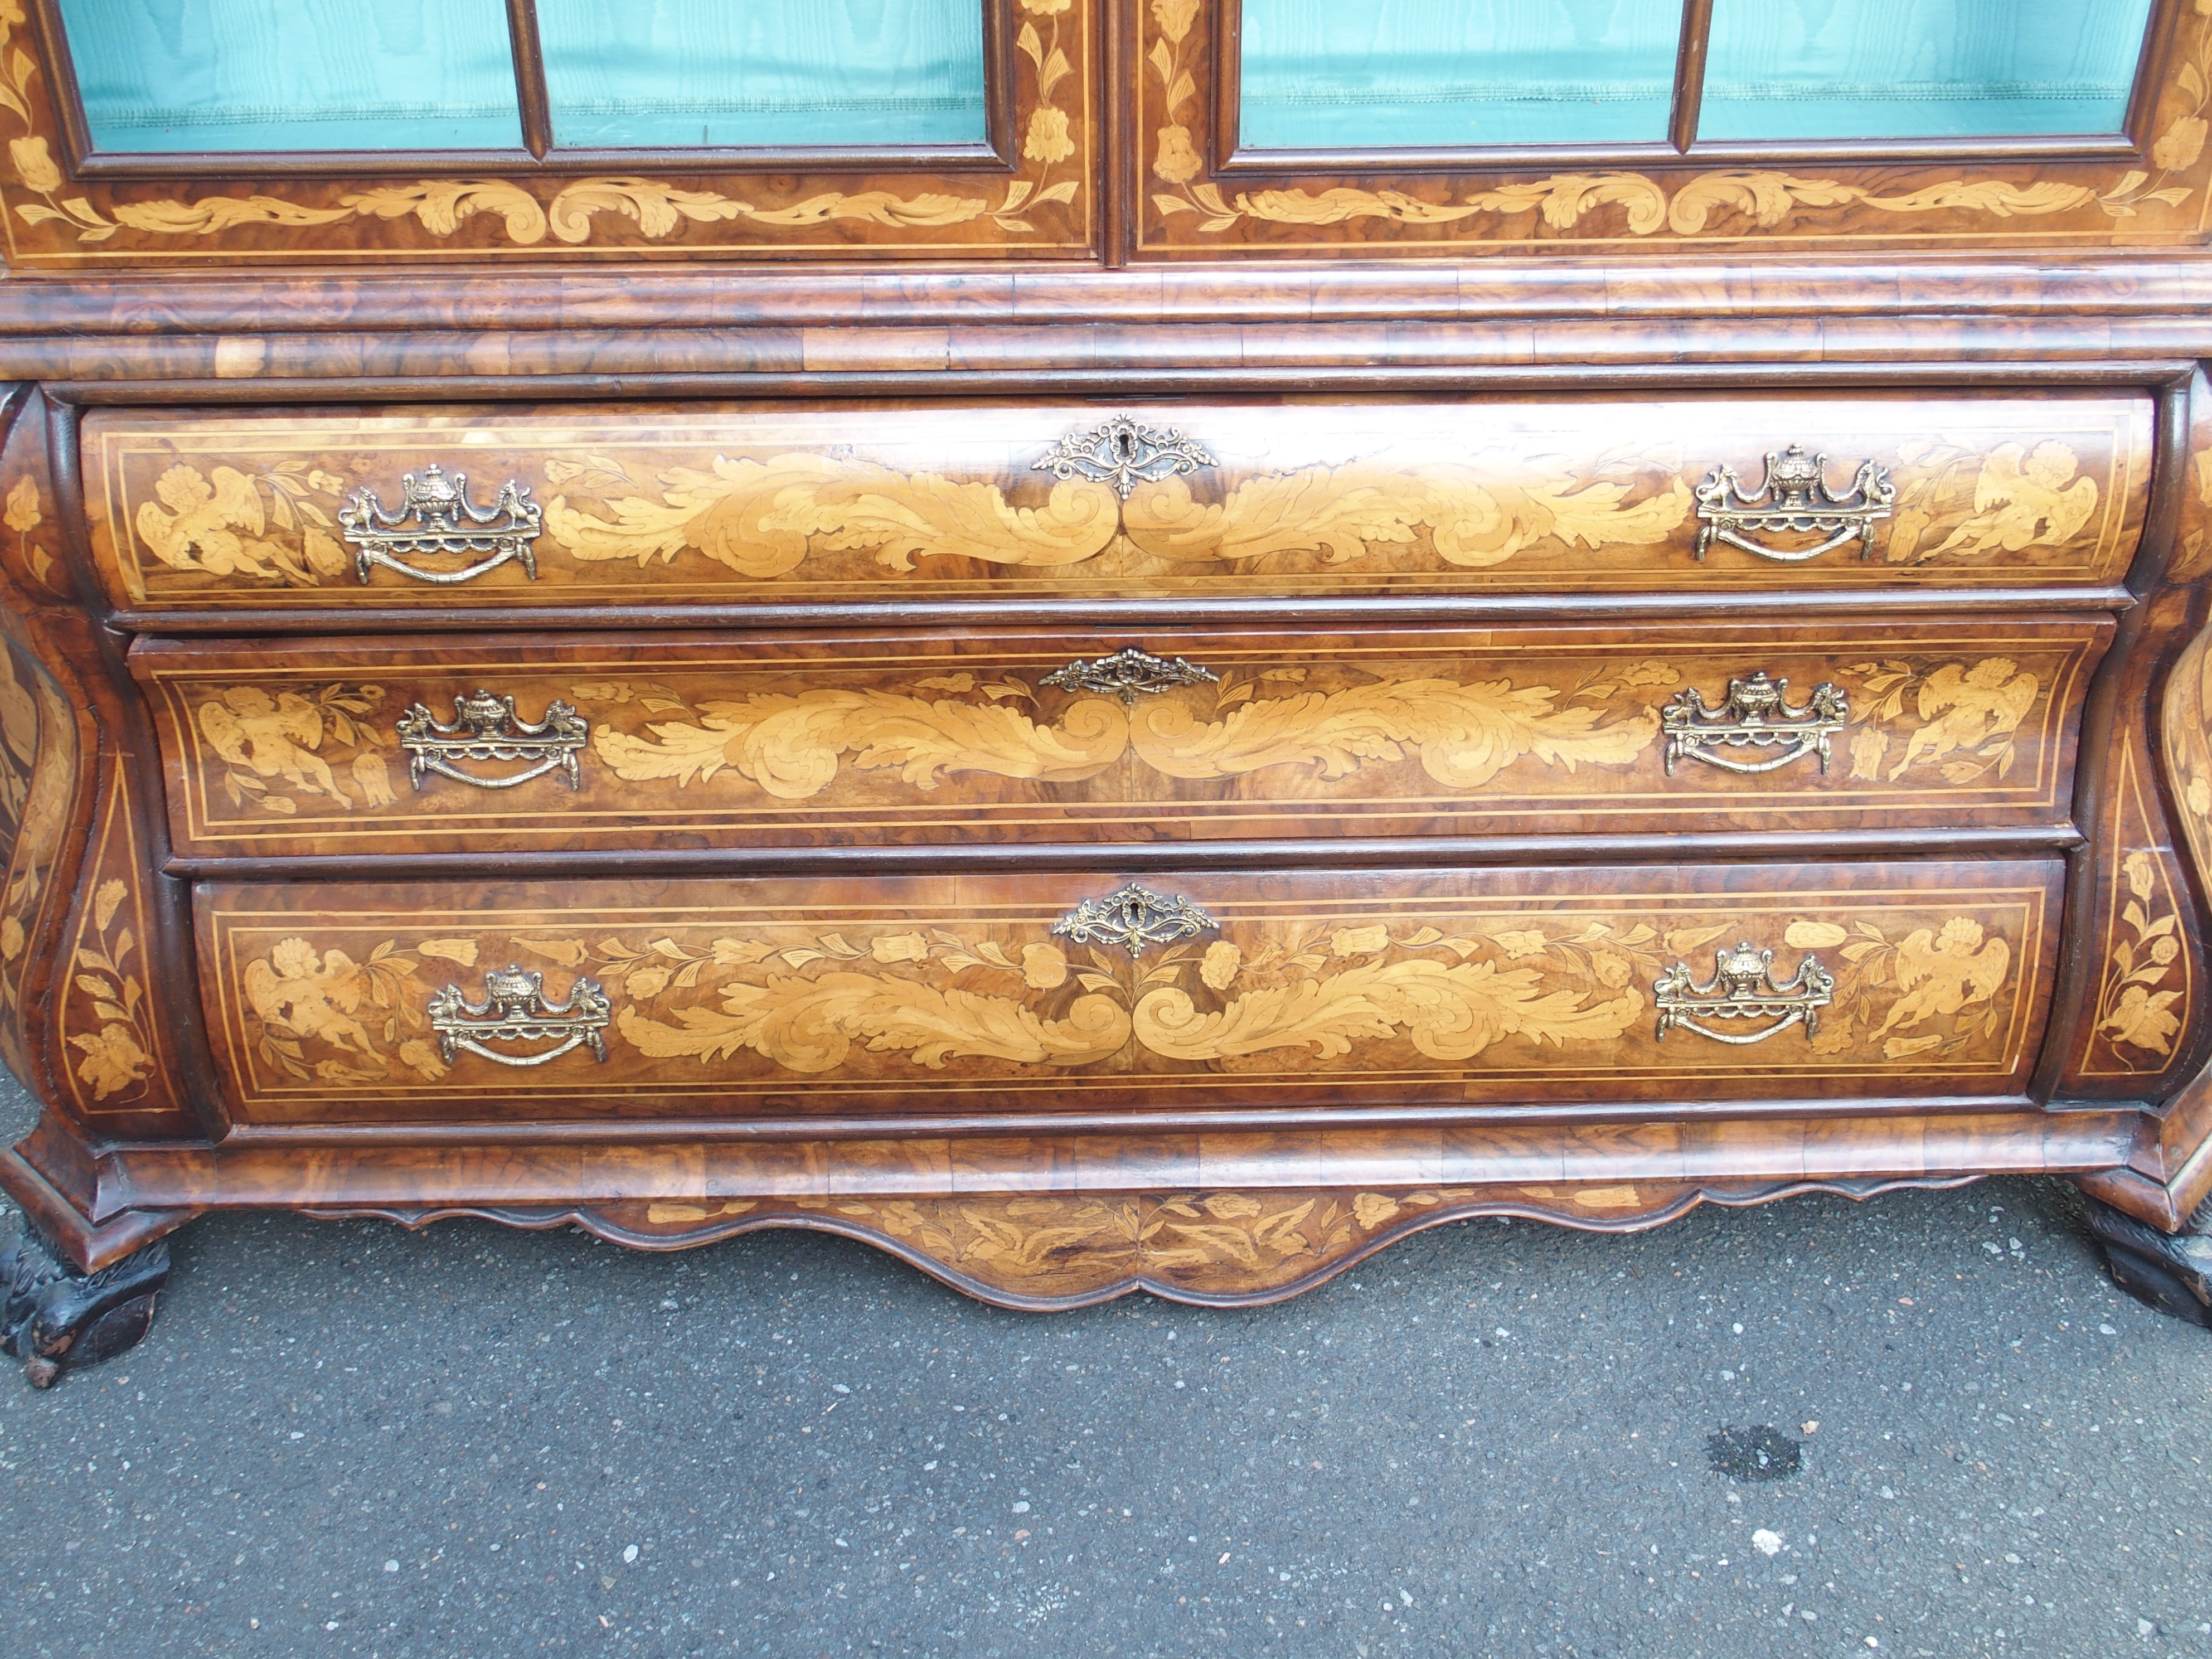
[1239,0,1683,150]
[537,0,988,149]
[56,0,523,153]
[1702,0,2156,140]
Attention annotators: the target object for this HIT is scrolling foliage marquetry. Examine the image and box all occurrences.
[630,1187,1440,1299]
[562,650,2051,803]
[173,648,2053,823]
[124,429,2107,598]
[1141,0,2212,254]
[613,1176,1982,1304]
[0,0,1092,264]
[547,431,2107,585]
[539,444,1699,579]
[582,667,1662,800]
[222,899,2022,1100]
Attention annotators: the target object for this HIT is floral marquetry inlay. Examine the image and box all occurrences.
[149,632,2098,865]
[591,1176,1990,1305]
[57,761,191,1123]
[95,400,2142,608]
[200,869,2051,1115]
[193,684,399,817]
[581,666,1662,800]
[65,877,151,1103]
[2092,846,2189,1065]
[0,648,66,1078]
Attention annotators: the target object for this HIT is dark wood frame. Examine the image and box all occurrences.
[1207,0,2173,177]
[28,0,1021,178]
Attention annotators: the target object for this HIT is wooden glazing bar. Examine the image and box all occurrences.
[505,0,555,162]
[1668,0,1715,156]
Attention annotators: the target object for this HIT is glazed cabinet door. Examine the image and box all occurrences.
[0,0,1098,266]
[1136,0,2212,259]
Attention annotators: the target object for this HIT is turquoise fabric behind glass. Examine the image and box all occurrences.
[1239,0,1681,149]
[57,0,523,152]
[1702,0,2155,140]
[537,0,987,149]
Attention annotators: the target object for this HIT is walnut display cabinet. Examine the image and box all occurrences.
[3,0,2212,1385]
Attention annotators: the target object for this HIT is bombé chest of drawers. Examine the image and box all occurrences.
[5,0,2212,1380]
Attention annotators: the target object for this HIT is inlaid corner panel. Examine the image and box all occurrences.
[83,395,2151,614]
[2055,582,2207,1099]
[2071,741,2200,1089]
[2158,612,2212,1054]
[0,638,74,1090]
[135,618,2104,858]
[0,390,70,608]
[194,860,2060,1126]
[0,2,1098,269]
[1136,0,2212,259]
[52,754,192,1128]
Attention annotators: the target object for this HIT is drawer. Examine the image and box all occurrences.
[195,860,2061,1126]
[137,620,2106,858]
[88,393,2150,615]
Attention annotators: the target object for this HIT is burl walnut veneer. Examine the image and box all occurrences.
[6,1,2212,1383]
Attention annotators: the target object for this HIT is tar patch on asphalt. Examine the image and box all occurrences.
[1706,1425,1803,1481]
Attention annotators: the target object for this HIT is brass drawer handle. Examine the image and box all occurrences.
[397,691,589,792]
[338,463,544,584]
[1032,416,1216,500]
[1661,672,1849,776]
[1654,943,1835,1046]
[1040,647,1220,705]
[429,967,610,1068]
[1694,444,1894,562]
[1052,882,1217,957]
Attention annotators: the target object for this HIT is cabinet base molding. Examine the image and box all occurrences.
[0,1104,2148,1332]
[299,1175,1988,1312]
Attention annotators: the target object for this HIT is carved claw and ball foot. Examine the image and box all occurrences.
[2084,1196,2212,1330]
[0,1226,170,1388]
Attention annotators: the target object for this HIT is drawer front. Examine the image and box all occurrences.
[196,861,2061,1125]
[89,394,2149,613]
[138,620,2106,858]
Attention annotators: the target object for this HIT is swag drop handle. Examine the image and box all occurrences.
[428,967,611,1069]
[1694,444,1894,563]
[338,463,543,585]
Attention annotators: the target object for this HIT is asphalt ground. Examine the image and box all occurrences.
[1,1073,2208,1659]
